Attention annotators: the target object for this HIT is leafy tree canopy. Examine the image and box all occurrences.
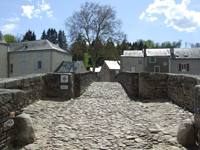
[4,34,17,43]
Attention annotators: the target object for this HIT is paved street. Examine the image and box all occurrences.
[20,82,196,150]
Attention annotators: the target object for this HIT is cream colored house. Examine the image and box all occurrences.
[121,50,144,72]
[9,40,72,77]
[0,31,9,78]
[100,60,120,82]
[54,61,87,73]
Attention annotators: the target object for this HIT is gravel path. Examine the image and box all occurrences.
[19,82,196,150]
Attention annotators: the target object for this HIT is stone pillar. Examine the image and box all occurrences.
[194,85,200,146]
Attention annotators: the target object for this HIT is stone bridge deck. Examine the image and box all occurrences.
[20,82,195,150]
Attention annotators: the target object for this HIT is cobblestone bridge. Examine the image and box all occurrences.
[21,82,195,150]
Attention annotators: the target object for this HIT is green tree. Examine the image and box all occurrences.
[103,40,120,60]
[58,30,68,50]
[4,34,17,43]
[65,1,123,72]
[41,30,47,39]
[22,30,36,41]
[46,28,57,44]
[69,34,87,61]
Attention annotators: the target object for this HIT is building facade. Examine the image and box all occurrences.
[100,60,120,82]
[0,31,9,78]
[9,40,72,77]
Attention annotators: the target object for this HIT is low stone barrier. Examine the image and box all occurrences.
[0,72,97,149]
[115,72,139,98]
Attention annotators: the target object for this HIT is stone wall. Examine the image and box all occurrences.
[115,72,139,98]
[44,73,74,99]
[168,74,198,113]
[116,72,199,113]
[0,74,45,149]
[0,72,97,149]
[139,72,168,99]
[74,72,98,97]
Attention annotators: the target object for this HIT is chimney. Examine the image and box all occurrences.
[143,45,147,57]
[121,50,124,55]
[170,46,174,58]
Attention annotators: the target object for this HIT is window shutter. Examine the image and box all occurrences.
[179,64,181,71]
[187,64,189,71]
[35,61,38,69]
[41,61,43,69]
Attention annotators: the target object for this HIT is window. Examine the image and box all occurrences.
[116,70,119,74]
[154,66,160,73]
[138,60,142,64]
[21,53,25,58]
[21,61,25,70]
[179,63,189,71]
[163,62,167,66]
[10,64,13,73]
[131,66,136,72]
[35,61,43,69]
[10,54,14,59]
[37,52,42,57]
[149,57,156,63]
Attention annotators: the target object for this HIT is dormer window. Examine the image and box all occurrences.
[184,54,188,57]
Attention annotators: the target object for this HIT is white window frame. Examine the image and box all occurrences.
[21,53,25,58]
[149,57,156,63]
[131,66,136,72]
[21,61,25,70]
[10,64,13,73]
[181,64,187,71]
[35,61,43,69]
[37,52,42,57]
[154,65,160,73]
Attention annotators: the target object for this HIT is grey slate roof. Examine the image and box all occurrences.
[9,40,70,53]
[172,48,200,59]
[146,48,170,56]
[122,50,144,57]
[122,49,170,57]
[0,31,7,44]
[54,61,82,73]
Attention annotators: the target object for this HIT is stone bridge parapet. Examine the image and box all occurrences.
[0,72,97,149]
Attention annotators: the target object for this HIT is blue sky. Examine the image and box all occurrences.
[1,0,200,47]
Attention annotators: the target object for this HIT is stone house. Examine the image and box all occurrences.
[100,60,120,82]
[145,48,170,73]
[170,48,200,74]
[54,61,87,73]
[0,31,9,78]
[9,40,72,77]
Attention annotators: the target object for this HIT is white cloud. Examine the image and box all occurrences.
[2,17,20,22]
[142,0,200,32]
[21,0,55,20]
[1,24,18,32]
[38,0,50,11]
[139,12,145,20]
[139,12,158,22]
[21,5,34,18]
[46,11,56,20]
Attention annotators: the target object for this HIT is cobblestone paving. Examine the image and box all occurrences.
[19,82,197,150]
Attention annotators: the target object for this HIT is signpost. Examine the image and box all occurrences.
[60,75,69,89]
[61,75,68,83]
